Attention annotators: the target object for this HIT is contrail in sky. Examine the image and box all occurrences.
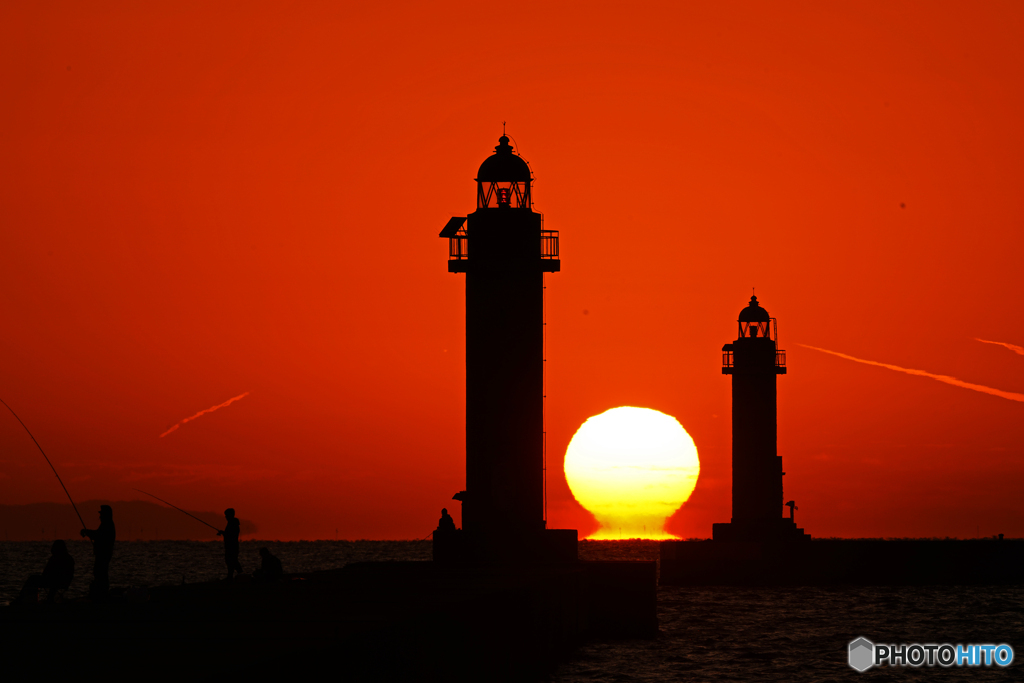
[798,345,1024,403]
[159,392,251,438]
[976,338,1024,356]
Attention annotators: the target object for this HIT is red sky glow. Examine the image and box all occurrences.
[1,2,1023,540]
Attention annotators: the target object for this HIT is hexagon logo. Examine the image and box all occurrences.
[849,637,874,672]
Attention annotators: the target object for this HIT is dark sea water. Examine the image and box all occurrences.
[569,541,1024,682]
[2,539,1021,681]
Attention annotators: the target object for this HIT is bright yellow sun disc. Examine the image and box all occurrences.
[564,406,700,540]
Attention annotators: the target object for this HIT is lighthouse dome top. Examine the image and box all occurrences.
[477,135,532,182]
[738,295,771,322]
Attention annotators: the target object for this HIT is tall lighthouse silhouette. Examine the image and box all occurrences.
[713,295,809,542]
[437,134,577,561]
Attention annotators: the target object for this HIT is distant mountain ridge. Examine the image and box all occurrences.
[0,500,258,541]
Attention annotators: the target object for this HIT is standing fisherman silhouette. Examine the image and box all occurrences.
[80,505,115,599]
[216,508,243,580]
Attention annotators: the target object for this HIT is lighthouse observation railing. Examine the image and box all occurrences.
[541,229,559,260]
[721,348,787,369]
[448,234,468,260]
[446,229,559,262]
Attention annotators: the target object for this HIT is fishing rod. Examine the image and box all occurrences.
[133,488,221,532]
[0,397,86,529]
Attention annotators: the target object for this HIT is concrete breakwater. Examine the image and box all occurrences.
[661,539,1024,586]
[2,559,656,681]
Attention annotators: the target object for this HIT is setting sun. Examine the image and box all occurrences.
[564,407,700,540]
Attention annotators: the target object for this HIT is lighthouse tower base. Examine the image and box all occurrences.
[712,518,810,543]
[433,527,579,564]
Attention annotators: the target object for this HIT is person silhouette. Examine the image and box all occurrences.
[216,508,243,580]
[437,508,456,532]
[253,547,283,582]
[15,539,75,604]
[80,505,115,599]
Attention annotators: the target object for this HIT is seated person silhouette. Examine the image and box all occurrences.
[253,547,283,582]
[437,508,457,533]
[15,540,75,604]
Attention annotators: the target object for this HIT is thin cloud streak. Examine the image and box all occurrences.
[159,392,251,438]
[976,338,1024,356]
[799,345,1024,403]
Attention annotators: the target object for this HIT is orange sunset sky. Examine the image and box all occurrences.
[1,2,1022,540]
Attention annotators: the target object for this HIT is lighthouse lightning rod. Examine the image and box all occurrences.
[133,488,221,532]
[0,397,86,529]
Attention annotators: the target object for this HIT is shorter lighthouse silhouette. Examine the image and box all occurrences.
[713,295,809,542]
